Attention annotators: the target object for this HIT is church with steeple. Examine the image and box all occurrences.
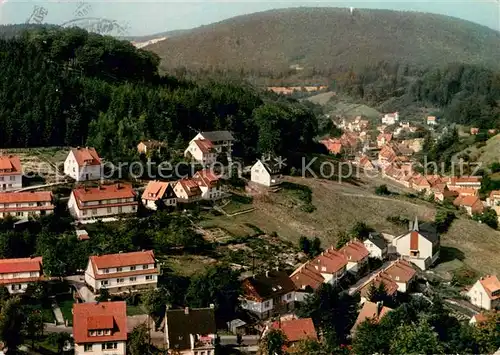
[391,216,440,270]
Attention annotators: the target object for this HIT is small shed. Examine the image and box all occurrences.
[76,229,90,241]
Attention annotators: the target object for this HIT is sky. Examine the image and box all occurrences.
[1,0,499,36]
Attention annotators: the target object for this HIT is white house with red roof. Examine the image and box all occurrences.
[467,275,500,310]
[141,181,177,210]
[426,116,437,125]
[381,112,399,125]
[73,301,127,355]
[0,155,22,192]
[0,191,54,219]
[0,257,43,294]
[184,139,217,166]
[174,178,202,202]
[351,301,393,335]
[68,183,137,221]
[291,247,348,301]
[85,250,159,294]
[193,169,223,200]
[487,190,500,207]
[339,240,369,274]
[392,217,440,270]
[64,147,103,182]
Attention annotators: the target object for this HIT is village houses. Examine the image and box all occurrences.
[174,178,202,203]
[0,191,54,219]
[381,112,399,125]
[241,270,296,319]
[453,195,484,216]
[291,247,348,300]
[0,257,43,294]
[164,306,217,355]
[192,169,223,200]
[339,240,369,275]
[364,233,388,259]
[184,139,217,166]
[137,139,166,156]
[358,271,399,303]
[0,155,22,192]
[85,250,159,294]
[427,116,437,125]
[467,275,500,310]
[68,183,138,221]
[487,190,500,207]
[189,131,235,159]
[73,301,127,355]
[141,181,177,210]
[377,133,393,148]
[250,159,282,187]
[64,147,103,182]
[266,318,318,351]
[392,217,440,270]
[351,301,392,335]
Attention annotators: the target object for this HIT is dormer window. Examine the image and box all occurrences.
[272,287,277,291]
[321,266,326,272]
[395,276,400,281]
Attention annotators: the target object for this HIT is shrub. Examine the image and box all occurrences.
[375,184,390,195]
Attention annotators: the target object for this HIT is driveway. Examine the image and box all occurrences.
[64,275,95,303]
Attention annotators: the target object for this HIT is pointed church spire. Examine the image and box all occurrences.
[413,216,419,231]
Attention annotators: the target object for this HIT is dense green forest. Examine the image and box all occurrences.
[340,62,500,128]
[0,27,318,161]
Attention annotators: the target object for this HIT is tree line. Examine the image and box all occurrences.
[0,27,318,162]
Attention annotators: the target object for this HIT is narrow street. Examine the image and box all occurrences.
[348,260,393,295]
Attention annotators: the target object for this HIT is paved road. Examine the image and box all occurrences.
[64,275,95,302]
[51,301,65,325]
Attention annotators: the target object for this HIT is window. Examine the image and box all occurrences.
[142,264,149,270]
[104,269,110,274]
[97,330,103,336]
[30,272,38,277]
[117,278,124,284]
[9,176,15,181]
[145,275,153,281]
[11,284,21,291]
[118,206,122,213]
[130,266,136,271]
[287,293,292,300]
[116,267,122,272]
[84,344,93,352]
[129,277,136,282]
[107,207,112,213]
[264,301,270,308]
[101,281,108,286]
[92,209,97,215]
[82,210,88,216]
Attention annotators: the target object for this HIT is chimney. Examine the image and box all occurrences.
[184,307,189,315]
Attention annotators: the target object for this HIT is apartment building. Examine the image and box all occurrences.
[68,184,137,221]
[0,257,44,294]
[85,250,159,294]
[0,155,22,192]
[0,191,54,219]
[73,301,127,355]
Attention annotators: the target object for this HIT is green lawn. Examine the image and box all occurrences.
[56,294,75,326]
[126,303,147,316]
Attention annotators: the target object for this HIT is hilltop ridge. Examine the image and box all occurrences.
[146,7,500,74]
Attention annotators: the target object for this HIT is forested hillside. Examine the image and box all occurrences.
[146,7,500,75]
[339,62,500,128]
[0,27,318,161]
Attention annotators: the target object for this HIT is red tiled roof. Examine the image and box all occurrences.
[352,301,392,333]
[193,169,220,188]
[0,155,21,176]
[72,184,135,203]
[142,181,170,201]
[479,275,500,300]
[0,191,53,204]
[383,259,416,283]
[359,272,399,298]
[320,139,343,155]
[453,195,484,213]
[70,147,101,167]
[311,249,348,274]
[339,240,369,262]
[193,139,214,154]
[87,315,114,330]
[176,178,202,197]
[377,133,393,142]
[91,250,155,269]
[427,116,436,121]
[0,257,42,274]
[73,301,127,344]
[271,318,318,342]
[290,264,325,290]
